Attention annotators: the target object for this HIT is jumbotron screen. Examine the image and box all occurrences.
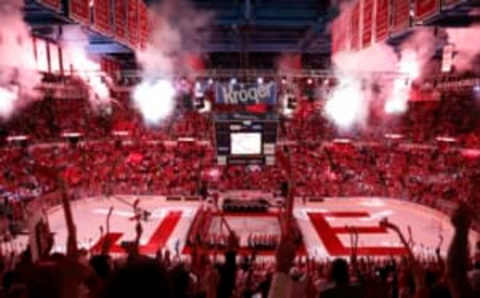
[215,115,278,165]
[230,132,262,155]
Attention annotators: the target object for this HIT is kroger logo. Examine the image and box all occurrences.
[217,83,276,105]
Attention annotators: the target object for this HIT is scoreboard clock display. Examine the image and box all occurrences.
[215,116,278,165]
[230,132,262,155]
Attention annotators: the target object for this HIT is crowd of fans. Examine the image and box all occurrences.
[0,78,480,297]
[1,95,479,214]
[0,201,477,298]
[2,135,479,216]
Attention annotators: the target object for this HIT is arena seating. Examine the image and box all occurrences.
[1,82,480,298]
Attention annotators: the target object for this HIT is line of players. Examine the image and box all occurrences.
[204,233,280,250]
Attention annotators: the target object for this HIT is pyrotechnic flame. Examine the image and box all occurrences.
[0,86,18,119]
[399,50,420,80]
[324,75,367,129]
[384,51,419,114]
[61,27,111,110]
[66,44,110,107]
[133,79,177,125]
[0,0,41,119]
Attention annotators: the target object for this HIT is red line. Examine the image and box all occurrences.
[89,233,123,254]
[308,213,408,256]
[308,213,347,255]
[323,212,370,218]
[139,211,182,255]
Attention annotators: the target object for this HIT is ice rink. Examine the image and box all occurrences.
[296,198,479,258]
[11,196,479,259]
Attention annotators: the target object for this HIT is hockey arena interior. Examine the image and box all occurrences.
[1,0,480,297]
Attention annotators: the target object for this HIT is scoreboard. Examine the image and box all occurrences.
[215,115,278,165]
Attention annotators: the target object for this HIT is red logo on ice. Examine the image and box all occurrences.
[90,211,182,255]
[308,211,408,256]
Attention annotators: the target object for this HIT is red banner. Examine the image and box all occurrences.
[331,21,341,55]
[332,8,351,55]
[37,0,61,11]
[351,2,360,51]
[128,0,139,48]
[375,0,389,43]
[93,0,112,35]
[362,0,374,48]
[114,0,128,44]
[415,0,440,21]
[138,0,149,49]
[390,0,410,35]
[69,0,90,25]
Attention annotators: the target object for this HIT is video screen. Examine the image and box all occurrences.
[230,133,262,155]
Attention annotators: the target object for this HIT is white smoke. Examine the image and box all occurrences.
[61,26,111,111]
[384,29,436,114]
[136,0,213,76]
[326,18,438,128]
[324,75,368,129]
[133,0,213,125]
[0,0,41,120]
[399,29,436,79]
[133,79,176,125]
[327,43,399,129]
[446,26,480,72]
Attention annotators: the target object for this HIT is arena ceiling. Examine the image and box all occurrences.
[23,0,480,59]
[24,0,333,55]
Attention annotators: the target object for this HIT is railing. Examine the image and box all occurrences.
[120,68,407,80]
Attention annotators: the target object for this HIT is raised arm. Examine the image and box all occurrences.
[380,218,427,298]
[347,226,362,282]
[446,203,474,298]
[435,234,445,272]
[56,174,78,259]
[268,234,296,298]
[101,206,114,255]
[380,219,414,260]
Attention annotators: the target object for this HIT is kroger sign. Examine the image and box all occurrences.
[216,82,277,105]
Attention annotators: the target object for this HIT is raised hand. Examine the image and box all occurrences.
[380,218,414,259]
[100,207,115,255]
[379,218,400,232]
[135,221,143,241]
[347,226,359,261]
[407,225,415,247]
[436,234,444,256]
[227,231,239,250]
[450,203,473,231]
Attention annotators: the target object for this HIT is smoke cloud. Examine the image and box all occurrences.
[399,29,436,79]
[60,26,111,111]
[133,0,214,125]
[446,26,480,72]
[326,13,438,130]
[0,0,41,120]
[136,0,214,77]
[327,43,399,129]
